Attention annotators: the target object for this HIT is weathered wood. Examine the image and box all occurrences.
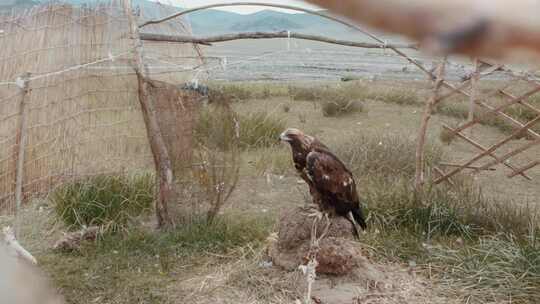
[3,226,37,264]
[450,86,540,136]
[139,32,417,49]
[124,0,174,228]
[439,162,496,171]
[441,124,530,179]
[507,161,539,178]
[13,73,30,237]
[434,63,502,105]
[304,0,540,57]
[433,167,455,186]
[435,116,540,184]
[415,59,446,191]
[476,137,540,172]
[468,58,479,136]
[474,99,540,140]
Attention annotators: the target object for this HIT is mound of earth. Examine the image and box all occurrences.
[267,207,452,304]
[268,207,379,276]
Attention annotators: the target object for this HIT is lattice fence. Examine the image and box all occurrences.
[429,60,540,185]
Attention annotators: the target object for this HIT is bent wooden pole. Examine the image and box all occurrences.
[124,0,174,228]
[415,58,446,191]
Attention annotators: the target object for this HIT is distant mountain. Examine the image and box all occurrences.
[0,0,39,9]
[2,1,356,37]
[188,9,354,36]
[230,16,303,32]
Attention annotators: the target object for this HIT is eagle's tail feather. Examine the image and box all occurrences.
[351,208,367,230]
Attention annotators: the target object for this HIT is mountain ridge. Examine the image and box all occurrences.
[2,1,351,36]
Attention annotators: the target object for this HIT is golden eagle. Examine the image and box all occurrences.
[279,128,367,235]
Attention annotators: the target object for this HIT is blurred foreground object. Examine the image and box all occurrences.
[0,243,64,304]
[304,0,540,58]
[3,226,37,265]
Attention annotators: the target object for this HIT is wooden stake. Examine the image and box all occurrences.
[468,58,479,136]
[415,58,446,191]
[124,0,175,228]
[13,73,30,237]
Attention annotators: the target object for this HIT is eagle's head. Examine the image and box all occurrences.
[279,128,314,149]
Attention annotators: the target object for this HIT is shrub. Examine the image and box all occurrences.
[192,104,240,222]
[282,103,291,113]
[371,87,420,105]
[208,84,252,104]
[321,98,365,117]
[51,173,154,232]
[196,105,285,150]
[439,126,456,144]
[195,104,238,151]
[239,112,285,149]
[288,85,319,101]
[335,133,442,179]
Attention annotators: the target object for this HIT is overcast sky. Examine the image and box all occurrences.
[150,0,321,14]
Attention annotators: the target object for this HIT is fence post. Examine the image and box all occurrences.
[14,72,30,236]
[468,58,479,136]
[123,0,175,228]
[415,59,446,192]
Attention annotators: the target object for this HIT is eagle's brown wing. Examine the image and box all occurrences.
[306,150,367,230]
[306,151,359,204]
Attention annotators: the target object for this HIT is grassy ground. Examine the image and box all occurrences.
[4,80,540,304]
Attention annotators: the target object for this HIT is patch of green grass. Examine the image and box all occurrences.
[40,214,273,304]
[208,84,252,104]
[287,85,368,117]
[51,173,154,232]
[196,106,285,150]
[238,112,285,149]
[370,87,421,106]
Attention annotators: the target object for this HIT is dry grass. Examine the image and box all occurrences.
[39,213,273,304]
[251,146,292,176]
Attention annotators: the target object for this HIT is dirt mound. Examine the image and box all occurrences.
[268,207,380,278]
[267,207,453,304]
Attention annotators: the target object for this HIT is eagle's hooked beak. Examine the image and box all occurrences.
[279,132,291,142]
